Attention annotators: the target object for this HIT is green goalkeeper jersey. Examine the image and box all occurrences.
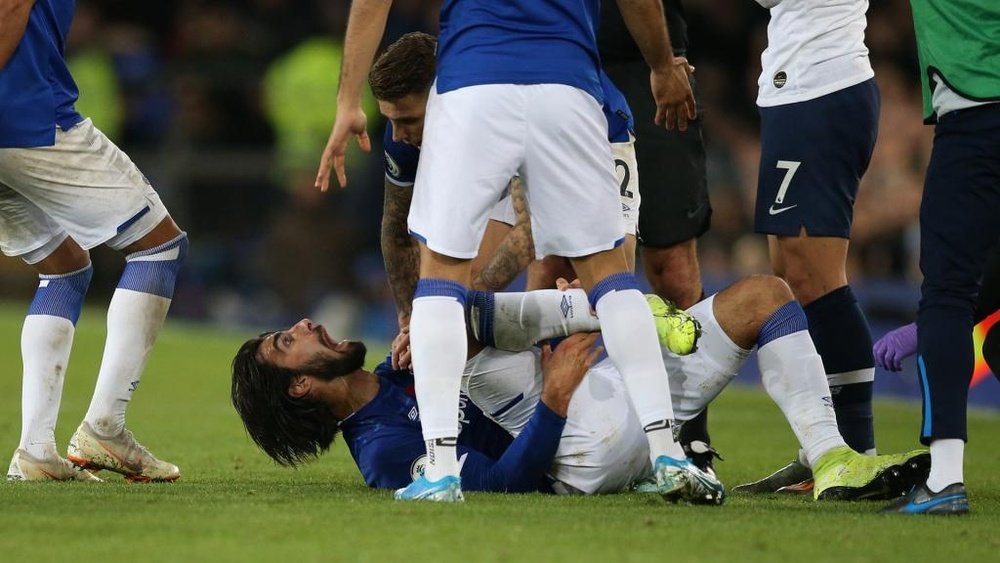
[911,0,1000,122]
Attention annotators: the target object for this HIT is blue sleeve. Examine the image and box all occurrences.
[383,124,420,186]
[458,401,566,493]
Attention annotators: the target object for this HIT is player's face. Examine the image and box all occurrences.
[258,319,365,377]
[379,93,428,147]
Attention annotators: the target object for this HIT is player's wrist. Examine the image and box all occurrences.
[540,388,572,417]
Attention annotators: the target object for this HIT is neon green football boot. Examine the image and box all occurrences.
[812,446,930,501]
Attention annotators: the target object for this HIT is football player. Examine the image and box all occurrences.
[2,0,185,482]
[740,0,883,493]
[319,1,698,504]
[231,277,930,502]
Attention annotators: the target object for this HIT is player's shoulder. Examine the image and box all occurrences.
[383,124,419,187]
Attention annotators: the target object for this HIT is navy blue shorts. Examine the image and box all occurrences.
[754,79,880,238]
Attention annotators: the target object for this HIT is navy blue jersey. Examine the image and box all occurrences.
[374,357,513,459]
[340,362,563,492]
[382,125,421,186]
[436,0,604,102]
[0,0,82,148]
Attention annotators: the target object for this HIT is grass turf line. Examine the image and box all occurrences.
[0,303,998,562]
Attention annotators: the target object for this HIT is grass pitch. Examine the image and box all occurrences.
[0,304,998,563]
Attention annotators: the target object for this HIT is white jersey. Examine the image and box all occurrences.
[756,0,874,107]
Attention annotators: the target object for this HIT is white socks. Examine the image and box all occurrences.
[594,286,684,462]
[83,234,186,438]
[758,331,848,467]
[927,439,964,491]
[410,292,466,481]
[84,289,171,437]
[18,264,92,460]
[19,316,75,459]
[475,288,600,351]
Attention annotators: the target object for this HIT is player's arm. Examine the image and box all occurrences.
[381,178,419,329]
[316,0,393,191]
[614,0,696,131]
[0,0,35,71]
[460,334,602,492]
[472,179,535,291]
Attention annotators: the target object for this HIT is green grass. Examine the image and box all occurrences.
[0,303,998,562]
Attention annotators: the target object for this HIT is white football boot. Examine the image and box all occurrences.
[7,447,101,482]
[67,422,180,482]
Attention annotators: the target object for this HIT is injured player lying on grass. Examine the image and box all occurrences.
[231,276,929,503]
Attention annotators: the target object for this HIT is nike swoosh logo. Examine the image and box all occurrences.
[768,204,797,216]
[902,494,966,513]
[686,204,704,219]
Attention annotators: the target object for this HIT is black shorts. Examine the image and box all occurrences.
[754,79,880,238]
[603,60,711,248]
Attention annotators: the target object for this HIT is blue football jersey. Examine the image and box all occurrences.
[339,374,564,492]
[0,0,82,148]
[601,71,634,144]
[374,357,513,460]
[382,124,421,186]
[436,0,604,102]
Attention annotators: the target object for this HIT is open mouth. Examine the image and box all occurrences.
[319,326,337,349]
[319,325,352,353]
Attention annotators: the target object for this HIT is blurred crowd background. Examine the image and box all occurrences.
[0,0,934,343]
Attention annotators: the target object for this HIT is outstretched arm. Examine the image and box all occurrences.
[472,179,535,291]
[460,333,602,492]
[0,0,35,70]
[381,179,419,329]
[316,0,393,190]
[614,0,695,131]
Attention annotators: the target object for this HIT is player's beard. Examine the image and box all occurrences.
[306,341,368,381]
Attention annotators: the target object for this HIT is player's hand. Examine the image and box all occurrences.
[316,106,371,191]
[651,57,696,132]
[540,332,603,416]
[873,322,917,372]
[391,326,412,370]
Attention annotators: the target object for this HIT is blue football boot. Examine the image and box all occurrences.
[394,475,465,502]
[882,482,969,515]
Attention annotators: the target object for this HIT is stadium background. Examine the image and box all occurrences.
[0,0,995,406]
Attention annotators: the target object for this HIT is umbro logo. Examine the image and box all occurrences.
[768,204,797,216]
[560,294,573,319]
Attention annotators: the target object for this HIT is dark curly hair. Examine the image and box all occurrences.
[230,334,340,466]
[368,31,437,101]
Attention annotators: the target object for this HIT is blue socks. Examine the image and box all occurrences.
[804,286,876,454]
[28,264,93,323]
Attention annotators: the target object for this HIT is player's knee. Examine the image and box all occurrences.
[731,275,795,330]
[119,233,188,298]
[26,236,91,274]
[749,275,795,308]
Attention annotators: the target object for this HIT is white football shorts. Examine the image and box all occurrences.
[489,134,640,238]
[463,295,751,494]
[409,83,625,259]
[0,119,168,263]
